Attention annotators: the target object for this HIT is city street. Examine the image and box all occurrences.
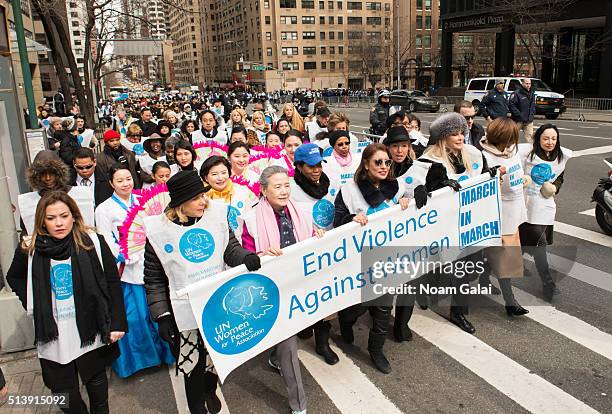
[3,109,611,414]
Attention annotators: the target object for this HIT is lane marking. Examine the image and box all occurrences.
[553,221,612,247]
[544,252,612,293]
[572,145,612,157]
[560,133,612,140]
[489,280,612,361]
[169,365,231,414]
[298,344,402,414]
[411,309,599,414]
[579,208,596,216]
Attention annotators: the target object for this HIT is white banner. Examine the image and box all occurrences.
[178,174,502,382]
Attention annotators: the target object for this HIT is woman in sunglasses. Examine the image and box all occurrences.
[333,143,410,374]
[322,130,362,186]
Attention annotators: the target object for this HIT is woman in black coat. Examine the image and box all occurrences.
[7,191,127,414]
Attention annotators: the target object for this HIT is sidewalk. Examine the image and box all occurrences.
[0,350,178,413]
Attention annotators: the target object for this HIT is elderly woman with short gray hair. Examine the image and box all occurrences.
[238,165,325,414]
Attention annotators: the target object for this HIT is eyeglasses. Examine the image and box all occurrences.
[336,142,350,147]
[464,116,475,121]
[373,159,392,167]
[75,164,94,170]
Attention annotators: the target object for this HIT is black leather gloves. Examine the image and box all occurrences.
[414,185,431,209]
[244,254,262,271]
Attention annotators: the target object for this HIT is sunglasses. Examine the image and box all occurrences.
[464,115,475,121]
[75,164,94,170]
[373,159,392,167]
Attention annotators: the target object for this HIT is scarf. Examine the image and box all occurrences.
[333,149,353,167]
[294,168,330,200]
[357,179,399,208]
[206,180,234,203]
[255,197,312,252]
[201,126,218,139]
[393,158,413,178]
[32,233,112,347]
[104,145,125,163]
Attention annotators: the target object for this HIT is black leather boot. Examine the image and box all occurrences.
[314,320,339,365]
[368,334,391,374]
[393,305,414,342]
[449,307,476,334]
[506,305,529,316]
[297,327,314,339]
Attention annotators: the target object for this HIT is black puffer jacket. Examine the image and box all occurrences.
[143,218,255,320]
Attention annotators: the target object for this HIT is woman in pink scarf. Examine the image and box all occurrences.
[239,165,325,414]
[322,130,362,186]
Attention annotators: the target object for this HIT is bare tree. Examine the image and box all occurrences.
[348,32,391,89]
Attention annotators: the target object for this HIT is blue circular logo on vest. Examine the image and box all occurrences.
[405,176,414,184]
[458,174,470,182]
[50,263,73,300]
[132,143,144,156]
[42,119,50,127]
[164,243,174,253]
[227,205,242,231]
[472,162,480,171]
[531,163,554,185]
[322,147,333,157]
[202,273,280,355]
[179,228,215,263]
[312,199,335,228]
[367,201,391,215]
[237,201,244,209]
[78,135,84,145]
[120,127,127,135]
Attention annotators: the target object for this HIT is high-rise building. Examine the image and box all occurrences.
[168,0,205,86]
[199,0,394,91]
[395,0,441,90]
[64,0,88,80]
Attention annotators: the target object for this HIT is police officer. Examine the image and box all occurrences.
[369,90,391,136]
[481,79,509,122]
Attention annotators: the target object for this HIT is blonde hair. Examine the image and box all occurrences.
[328,112,350,131]
[424,140,473,174]
[164,195,209,223]
[281,103,305,132]
[127,123,142,137]
[25,191,94,253]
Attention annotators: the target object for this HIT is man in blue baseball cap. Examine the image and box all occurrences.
[291,143,339,365]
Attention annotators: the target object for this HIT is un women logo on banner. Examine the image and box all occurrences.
[179,228,215,263]
[51,263,73,300]
[202,273,280,355]
[312,199,334,228]
[531,163,555,185]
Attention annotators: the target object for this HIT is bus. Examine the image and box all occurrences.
[109,86,129,99]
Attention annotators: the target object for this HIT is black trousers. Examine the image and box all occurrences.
[338,303,392,349]
[51,367,108,414]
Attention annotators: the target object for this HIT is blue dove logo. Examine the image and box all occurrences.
[50,263,73,300]
[312,199,334,228]
[322,147,333,157]
[366,201,391,215]
[530,163,555,185]
[132,143,145,156]
[227,205,241,231]
[458,174,470,182]
[202,273,280,355]
[78,135,84,145]
[179,228,215,263]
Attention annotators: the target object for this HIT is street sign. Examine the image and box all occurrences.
[252,64,268,71]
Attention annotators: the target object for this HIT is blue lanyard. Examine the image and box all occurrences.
[111,193,134,211]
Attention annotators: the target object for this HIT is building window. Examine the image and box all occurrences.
[337,16,343,24]
[348,17,362,24]
[348,31,363,39]
[304,61,316,70]
[425,0,431,10]
[302,0,314,8]
[416,15,422,29]
[303,46,316,55]
[329,16,334,24]
[423,34,431,47]
[425,16,431,29]
[267,47,273,56]
[320,16,325,24]
[281,16,298,24]
[415,34,422,47]
[282,62,299,70]
[264,0,270,7]
[281,31,298,40]
[320,32,325,40]
[365,2,381,10]
[337,1,342,9]
[282,46,299,55]
[302,16,315,24]
[385,3,390,11]
[319,1,324,8]
[347,1,362,10]
[302,31,316,39]
[328,1,334,9]
[329,31,335,40]
[321,61,327,69]
[338,46,344,54]
[266,32,272,40]
[330,46,335,54]
[265,16,271,24]
[366,17,381,25]
[321,46,326,54]
[280,0,296,7]
[338,31,344,40]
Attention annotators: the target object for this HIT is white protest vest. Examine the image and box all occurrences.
[143,201,229,331]
[114,116,135,138]
[19,187,95,234]
[27,231,105,364]
[396,159,432,199]
[138,153,167,176]
[482,147,527,234]
[291,179,340,230]
[420,144,484,182]
[121,139,146,156]
[305,121,327,142]
[78,129,95,147]
[518,143,572,226]
[221,185,259,231]
[340,180,403,216]
[191,129,228,146]
[322,152,362,186]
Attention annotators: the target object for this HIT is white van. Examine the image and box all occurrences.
[464,77,566,120]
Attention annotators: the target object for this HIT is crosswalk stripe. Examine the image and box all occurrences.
[298,343,403,414]
[572,145,612,157]
[553,221,612,247]
[543,252,612,293]
[410,309,600,414]
[579,208,596,216]
[489,281,612,361]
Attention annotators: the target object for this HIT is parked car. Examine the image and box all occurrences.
[389,90,440,113]
[464,76,566,120]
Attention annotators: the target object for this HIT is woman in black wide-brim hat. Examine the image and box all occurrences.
[143,170,261,414]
